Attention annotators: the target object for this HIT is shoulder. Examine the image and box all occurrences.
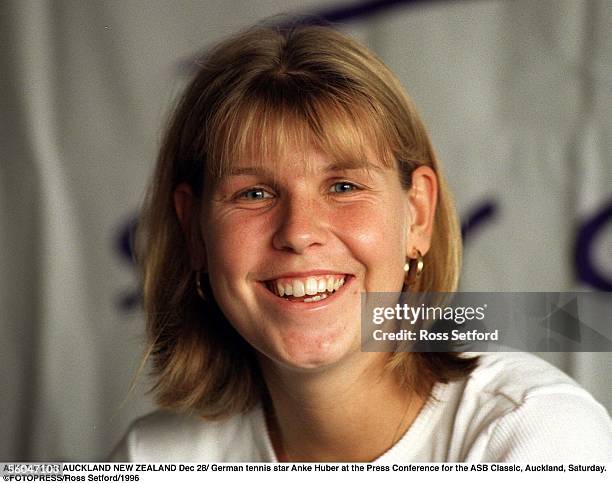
[453,352,612,461]
[109,406,271,462]
[464,351,584,402]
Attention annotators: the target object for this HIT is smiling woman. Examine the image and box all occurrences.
[110,21,612,462]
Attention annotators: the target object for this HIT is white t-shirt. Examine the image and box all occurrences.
[110,352,611,461]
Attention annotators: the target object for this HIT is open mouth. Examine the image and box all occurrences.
[265,274,347,303]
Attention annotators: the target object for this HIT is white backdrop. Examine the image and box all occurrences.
[1,0,610,461]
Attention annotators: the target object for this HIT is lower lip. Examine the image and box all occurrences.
[259,276,354,311]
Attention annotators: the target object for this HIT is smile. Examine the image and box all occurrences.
[265,274,346,303]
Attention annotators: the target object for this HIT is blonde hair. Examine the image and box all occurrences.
[138,22,477,419]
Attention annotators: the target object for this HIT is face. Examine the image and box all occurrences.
[200,145,413,371]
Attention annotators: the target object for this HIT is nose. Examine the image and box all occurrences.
[272,194,329,254]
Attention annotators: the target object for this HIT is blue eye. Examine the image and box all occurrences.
[238,188,273,201]
[330,182,358,193]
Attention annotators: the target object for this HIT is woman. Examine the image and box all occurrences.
[111,22,611,462]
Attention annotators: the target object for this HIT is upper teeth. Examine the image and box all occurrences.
[272,275,346,298]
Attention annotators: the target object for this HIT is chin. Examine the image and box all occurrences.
[265,327,360,372]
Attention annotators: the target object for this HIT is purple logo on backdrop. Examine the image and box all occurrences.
[116,216,140,311]
[460,200,497,241]
[574,199,612,291]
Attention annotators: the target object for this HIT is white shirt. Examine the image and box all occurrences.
[110,352,612,461]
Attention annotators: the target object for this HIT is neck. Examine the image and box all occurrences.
[259,352,428,462]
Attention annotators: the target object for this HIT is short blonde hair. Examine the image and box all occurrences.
[138,22,477,418]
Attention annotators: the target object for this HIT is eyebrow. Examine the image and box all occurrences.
[225,161,385,177]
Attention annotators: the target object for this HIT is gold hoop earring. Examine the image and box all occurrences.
[195,270,207,301]
[403,250,424,288]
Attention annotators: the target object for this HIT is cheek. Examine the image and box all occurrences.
[335,202,407,257]
[334,201,408,292]
[202,217,266,330]
[203,215,266,280]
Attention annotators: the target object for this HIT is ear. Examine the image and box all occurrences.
[174,182,206,270]
[406,166,438,257]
